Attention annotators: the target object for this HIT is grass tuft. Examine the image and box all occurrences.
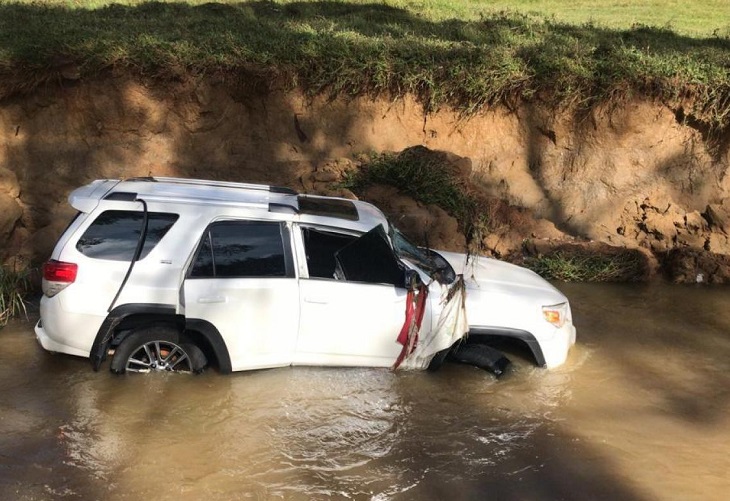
[523,249,647,282]
[0,266,30,328]
[343,148,488,245]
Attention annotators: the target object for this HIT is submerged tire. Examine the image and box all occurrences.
[180,342,208,374]
[427,346,452,372]
[110,326,207,374]
[448,343,512,378]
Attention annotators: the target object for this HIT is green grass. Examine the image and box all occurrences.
[20,1,730,37]
[0,267,30,328]
[343,148,488,243]
[0,1,728,126]
[523,249,648,282]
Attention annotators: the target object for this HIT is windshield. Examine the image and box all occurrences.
[390,226,455,284]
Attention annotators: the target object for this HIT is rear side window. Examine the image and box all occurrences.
[189,220,292,278]
[76,210,179,261]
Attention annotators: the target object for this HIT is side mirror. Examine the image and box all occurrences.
[405,269,422,290]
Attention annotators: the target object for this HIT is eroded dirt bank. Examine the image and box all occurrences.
[1,76,729,281]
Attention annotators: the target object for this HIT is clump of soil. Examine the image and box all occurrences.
[662,248,730,284]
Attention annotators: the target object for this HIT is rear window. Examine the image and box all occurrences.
[76,210,179,261]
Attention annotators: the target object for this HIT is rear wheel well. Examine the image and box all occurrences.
[181,328,221,371]
[109,315,224,371]
[110,314,184,348]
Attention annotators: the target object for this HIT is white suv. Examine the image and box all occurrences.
[35,177,576,374]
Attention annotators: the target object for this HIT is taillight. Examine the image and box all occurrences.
[42,260,78,297]
[44,260,78,282]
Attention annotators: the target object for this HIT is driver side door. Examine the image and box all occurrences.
[293,225,414,367]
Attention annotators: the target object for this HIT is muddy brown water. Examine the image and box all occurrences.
[1,283,729,500]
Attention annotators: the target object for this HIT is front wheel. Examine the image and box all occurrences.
[110,326,207,374]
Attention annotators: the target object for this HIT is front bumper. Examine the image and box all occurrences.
[469,321,576,369]
[540,321,576,368]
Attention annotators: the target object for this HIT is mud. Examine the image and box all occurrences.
[1,77,729,280]
[1,283,729,500]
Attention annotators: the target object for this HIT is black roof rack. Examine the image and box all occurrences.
[124,177,157,182]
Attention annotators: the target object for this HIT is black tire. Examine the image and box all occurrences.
[427,346,452,372]
[110,326,207,374]
[180,342,208,374]
[448,343,512,378]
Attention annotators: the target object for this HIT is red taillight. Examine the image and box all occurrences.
[43,260,78,283]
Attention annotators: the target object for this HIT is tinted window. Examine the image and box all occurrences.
[298,196,359,220]
[190,221,289,278]
[191,232,214,277]
[76,210,178,261]
[334,225,405,286]
[391,228,455,284]
[302,228,358,279]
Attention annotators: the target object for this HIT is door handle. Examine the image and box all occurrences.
[303,297,329,305]
[198,296,226,304]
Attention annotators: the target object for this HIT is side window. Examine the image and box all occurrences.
[189,220,292,278]
[302,228,358,279]
[76,210,178,261]
[302,225,405,286]
[334,225,405,287]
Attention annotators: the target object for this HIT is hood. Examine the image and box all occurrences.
[435,250,565,299]
[430,250,572,341]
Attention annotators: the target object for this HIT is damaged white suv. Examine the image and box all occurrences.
[36,177,576,374]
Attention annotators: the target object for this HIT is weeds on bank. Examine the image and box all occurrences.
[523,250,646,282]
[0,267,30,328]
[343,150,488,245]
[0,2,728,128]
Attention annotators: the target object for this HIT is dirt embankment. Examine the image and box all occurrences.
[1,76,729,282]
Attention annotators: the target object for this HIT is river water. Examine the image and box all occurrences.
[1,283,729,500]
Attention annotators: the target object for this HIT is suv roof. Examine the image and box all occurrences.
[69,177,388,231]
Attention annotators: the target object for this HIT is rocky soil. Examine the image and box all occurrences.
[1,75,729,282]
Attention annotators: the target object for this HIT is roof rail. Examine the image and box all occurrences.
[146,176,298,195]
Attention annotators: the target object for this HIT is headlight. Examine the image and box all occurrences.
[542,302,568,328]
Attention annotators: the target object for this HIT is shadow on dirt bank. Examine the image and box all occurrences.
[0,65,368,267]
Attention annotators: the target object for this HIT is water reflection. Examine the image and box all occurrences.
[2,283,729,500]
